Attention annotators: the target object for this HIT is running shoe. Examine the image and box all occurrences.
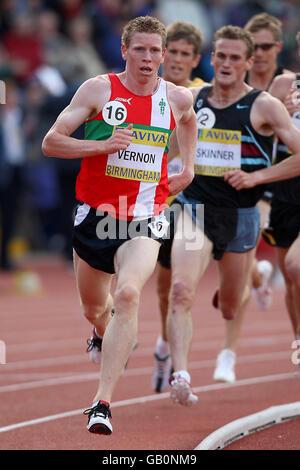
[169,371,198,406]
[86,327,102,364]
[213,349,236,383]
[253,260,273,310]
[152,353,173,393]
[83,400,112,435]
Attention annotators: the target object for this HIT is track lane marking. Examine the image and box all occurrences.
[0,371,297,434]
[0,350,293,392]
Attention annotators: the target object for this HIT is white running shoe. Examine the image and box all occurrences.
[152,353,173,393]
[169,371,198,406]
[84,401,112,435]
[213,349,236,383]
[253,260,273,310]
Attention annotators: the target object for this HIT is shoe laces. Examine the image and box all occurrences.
[83,402,112,420]
[86,336,102,353]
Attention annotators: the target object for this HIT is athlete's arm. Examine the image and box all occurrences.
[42,75,133,159]
[167,84,197,195]
[268,73,300,116]
[224,94,300,189]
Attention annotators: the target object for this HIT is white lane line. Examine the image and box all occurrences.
[0,350,292,392]
[195,401,300,450]
[2,335,293,371]
[0,371,297,434]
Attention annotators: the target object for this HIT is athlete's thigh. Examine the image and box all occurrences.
[74,250,113,306]
[275,246,289,281]
[284,233,300,271]
[218,248,256,304]
[171,209,212,287]
[114,237,161,290]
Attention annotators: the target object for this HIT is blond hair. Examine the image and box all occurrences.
[121,16,167,49]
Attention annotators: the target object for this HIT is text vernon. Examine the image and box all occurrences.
[118,149,156,164]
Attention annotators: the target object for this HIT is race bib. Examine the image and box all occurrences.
[194,128,241,177]
[106,126,169,183]
[148,212,169,238]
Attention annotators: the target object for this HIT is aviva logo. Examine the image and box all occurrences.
[198,128,241,144]
[115,126,169,147]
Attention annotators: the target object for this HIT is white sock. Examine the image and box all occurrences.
[176,370,191,383]
[155,336,170,357]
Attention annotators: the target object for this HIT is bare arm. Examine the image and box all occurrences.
[167,84,197,195]
[268,73,300,116]
[42,76,133,159]
[224,95,300,189]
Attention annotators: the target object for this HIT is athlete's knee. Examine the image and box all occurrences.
[219,296,238,320]
[170,280,194,311]
[114,281,140,309]
[285,258,300,287]
[82,301,108,324]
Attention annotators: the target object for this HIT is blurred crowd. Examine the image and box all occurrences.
[0,0,299,270]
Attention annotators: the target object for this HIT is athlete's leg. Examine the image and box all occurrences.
[73,250,113,337]
[93,237,160,403]
[218,248,256,349]
[156,264,171,342]
[279,234,300,338]
[167,209,213,372]
[251,199,273,294]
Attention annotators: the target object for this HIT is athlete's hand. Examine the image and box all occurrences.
[224,169,258,190]
[168,169,194,196]
[104,123,133,154]
[283,88,300,116]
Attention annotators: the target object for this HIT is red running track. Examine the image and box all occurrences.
[0,254,300,451]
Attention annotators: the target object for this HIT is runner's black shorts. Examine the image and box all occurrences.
[73,203,169,274]
[262,199,300,248]
[158,193,260,267]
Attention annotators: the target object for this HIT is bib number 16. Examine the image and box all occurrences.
[103,101,127,126]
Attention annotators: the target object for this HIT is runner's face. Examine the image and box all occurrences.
[211,38,253,87]
[122,32,165,80]
[251,29,281,74]
[163,39,200,85]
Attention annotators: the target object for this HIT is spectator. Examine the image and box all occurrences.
[0,78,27,270]
[2,11,43,85]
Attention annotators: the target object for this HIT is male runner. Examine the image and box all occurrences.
[42,16,197,433]
[151,21,205,393]
[166,25,300,407]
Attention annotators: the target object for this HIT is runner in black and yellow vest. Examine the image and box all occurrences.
[166,25,300,407]
[209,13,296,386]
[152,21,207,393]
[244,12,295,310]
[262,34,300,354]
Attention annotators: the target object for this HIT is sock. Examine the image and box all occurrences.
[176,370,191,383]
[155,336,170,357]
[93,400,110,408]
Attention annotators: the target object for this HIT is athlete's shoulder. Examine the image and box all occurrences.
[166,81,193,111]
[253,89,286,124]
